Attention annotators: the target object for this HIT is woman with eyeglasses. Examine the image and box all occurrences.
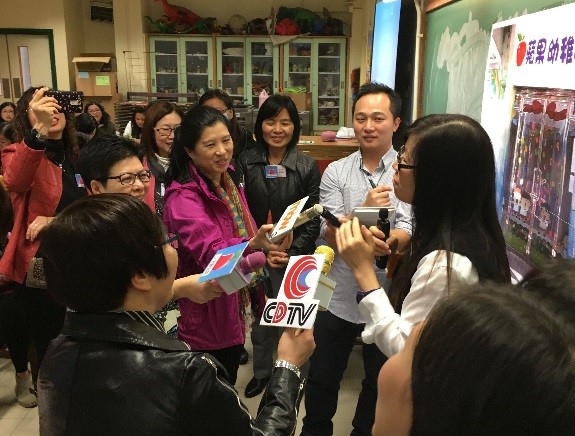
[38,194,315,435]
[336,113,511,358]
[140,101,185,218]
[0,86,87,385]
[84,101,117,137]
[199,89,257,162]
[163,105,292,385]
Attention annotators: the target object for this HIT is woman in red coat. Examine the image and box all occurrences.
[0,86,87,383]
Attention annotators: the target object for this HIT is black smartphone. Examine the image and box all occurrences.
[45,90,84,114]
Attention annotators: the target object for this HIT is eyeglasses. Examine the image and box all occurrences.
[155,126,180,137]
[154,231,179,250]
[87,108,102,114]
[163,232,179,249]
[98,169,151,185]
[397,145,417,170]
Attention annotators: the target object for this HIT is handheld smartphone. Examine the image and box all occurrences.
[351,206,395,227]
[45,90,84,114]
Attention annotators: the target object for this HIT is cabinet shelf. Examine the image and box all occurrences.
[187,73,208,75]
[222,73,244,76]
[156,72,178,75]
[284,37,346,131]
[252,55,272,58]
[155,53,177,56]
[252,73,272,76]
[186,53,208,57]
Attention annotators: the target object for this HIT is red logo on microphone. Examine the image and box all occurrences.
[283,256,317,299]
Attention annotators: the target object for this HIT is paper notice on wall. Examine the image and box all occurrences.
[95,75,110,86]
[78,72,89,79]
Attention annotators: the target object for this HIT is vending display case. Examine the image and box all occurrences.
[481,4,575,280]
[501,90,575,266]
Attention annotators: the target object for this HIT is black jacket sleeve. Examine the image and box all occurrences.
[287,158,321,257]
[182,354,303,435]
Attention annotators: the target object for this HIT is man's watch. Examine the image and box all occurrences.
[31,128,48,141]
[356,288,380,304]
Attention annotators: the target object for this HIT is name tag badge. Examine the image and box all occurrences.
[277,165,287,177]
[160,183,165,196]
[265,165,279,178]
[75,173,85,188]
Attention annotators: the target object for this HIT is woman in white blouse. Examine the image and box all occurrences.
[336,113,511,357]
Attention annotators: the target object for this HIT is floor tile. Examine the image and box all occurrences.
[10,417,40,436]
[0,418,20,435]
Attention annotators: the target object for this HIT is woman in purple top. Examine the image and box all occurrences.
[163,105,290,384]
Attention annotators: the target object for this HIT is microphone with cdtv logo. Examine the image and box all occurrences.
[295,245,336,334]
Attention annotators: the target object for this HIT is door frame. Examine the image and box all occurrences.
[0,28,57,89]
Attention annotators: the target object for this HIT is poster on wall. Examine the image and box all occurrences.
[481,3,575,281]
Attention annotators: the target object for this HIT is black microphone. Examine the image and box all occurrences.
[375,208,390,269]
[293,204,341,228]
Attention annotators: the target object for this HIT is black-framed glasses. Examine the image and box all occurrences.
[154,231,179,250]
[155,126,180,137]
[99,169,151,186]
[397,145,417,170]
[163,232,179,249]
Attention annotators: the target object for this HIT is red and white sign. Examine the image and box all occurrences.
[260,254,325,329]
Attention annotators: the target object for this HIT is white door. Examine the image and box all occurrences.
[0,33,54,104]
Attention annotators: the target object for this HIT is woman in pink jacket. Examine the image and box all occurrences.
[0,87,87,383]
[163,105,290,384]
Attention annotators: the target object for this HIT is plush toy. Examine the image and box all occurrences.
[228,14,247,35]
[154,0,201,28]
[276,6,319,34]
[248,18,268,35]
[321,7,344,36]
[275,18,300,36]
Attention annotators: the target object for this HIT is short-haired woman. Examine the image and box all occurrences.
[38,194,315,434]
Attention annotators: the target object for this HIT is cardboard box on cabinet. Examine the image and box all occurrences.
[278,92,312,111]
[72,56,118,97]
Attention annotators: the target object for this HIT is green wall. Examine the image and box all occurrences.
[422,0,573,119]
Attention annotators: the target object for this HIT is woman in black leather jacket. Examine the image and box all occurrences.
[236,94,321,398]
[37,194,315,435]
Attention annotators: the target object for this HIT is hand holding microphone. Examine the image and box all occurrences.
[375,209,390,269]
[293,204,341,229]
